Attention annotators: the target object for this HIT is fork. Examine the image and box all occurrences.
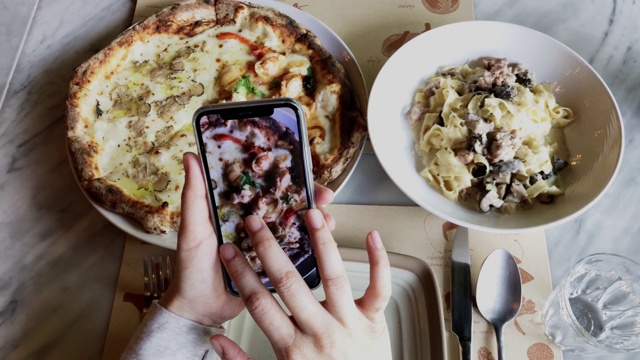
[143,256,173,314]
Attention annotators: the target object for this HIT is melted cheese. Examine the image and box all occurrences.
[313,84,340,156]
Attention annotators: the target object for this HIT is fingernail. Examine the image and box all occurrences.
[245,215,263,233]
[210,336,222,356]
[183,151,193,163]
[182,153,190,171]
[368,231,384,249]
[220,243,236,261]
[306,209,324,230]
[326,214,336,231]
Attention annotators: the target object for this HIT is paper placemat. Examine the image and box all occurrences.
[104,1,560,359]
[274,0,474,91]
[102,205,562,360]
[328,205,562,360]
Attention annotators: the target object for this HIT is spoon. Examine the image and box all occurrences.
[476,249,522,360]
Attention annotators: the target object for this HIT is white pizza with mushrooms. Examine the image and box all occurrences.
[65,0,366,234]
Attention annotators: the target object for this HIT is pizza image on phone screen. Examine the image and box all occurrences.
[196,102,317,291]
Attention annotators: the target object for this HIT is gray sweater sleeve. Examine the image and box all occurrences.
[121,302,225,360]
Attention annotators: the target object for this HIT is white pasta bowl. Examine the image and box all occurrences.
[368,21,623,232]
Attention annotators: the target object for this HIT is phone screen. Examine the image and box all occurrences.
[193,99,319,294]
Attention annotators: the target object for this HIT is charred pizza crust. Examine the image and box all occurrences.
[66,0,366,234]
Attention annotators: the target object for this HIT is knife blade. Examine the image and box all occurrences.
[451,226,472,360]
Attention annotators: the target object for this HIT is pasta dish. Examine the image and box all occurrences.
[408,57,575,213]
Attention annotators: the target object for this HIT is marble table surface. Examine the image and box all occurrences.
[1,0,638,358]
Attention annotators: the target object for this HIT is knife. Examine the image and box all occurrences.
[451,226,472,360]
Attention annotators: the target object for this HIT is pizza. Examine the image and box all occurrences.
[199,114,313,277]
[65,0,366,234]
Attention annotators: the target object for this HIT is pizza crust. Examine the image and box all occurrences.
[85,178,176,234]
[66,0,366,234]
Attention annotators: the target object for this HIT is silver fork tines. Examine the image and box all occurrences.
[143,256,173,314]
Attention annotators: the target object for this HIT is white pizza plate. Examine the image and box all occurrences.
[225,247,446,359]
[68,0,368,249]
[368,21,623,233]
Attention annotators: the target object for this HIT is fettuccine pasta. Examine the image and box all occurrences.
[408,57,575,213]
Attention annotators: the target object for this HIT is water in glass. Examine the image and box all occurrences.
[543,253,640,355]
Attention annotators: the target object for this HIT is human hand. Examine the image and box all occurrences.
[210,209,392,359]
[158,152,336,327]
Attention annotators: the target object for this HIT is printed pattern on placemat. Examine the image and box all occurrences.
[277,0,474,89]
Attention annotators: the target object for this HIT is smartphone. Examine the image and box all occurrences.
[193,98,320,295]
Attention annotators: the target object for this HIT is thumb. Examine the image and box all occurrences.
[178,152,216,249]
[210,335,251,360]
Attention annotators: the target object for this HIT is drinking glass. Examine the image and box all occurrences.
[543,253,640,355]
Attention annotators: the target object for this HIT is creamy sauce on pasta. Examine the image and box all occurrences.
[408,57,575,213]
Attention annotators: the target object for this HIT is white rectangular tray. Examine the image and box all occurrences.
[225,247,446,359]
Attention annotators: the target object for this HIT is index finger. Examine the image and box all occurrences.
[244,215,329,330]
[219,243,295,345]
